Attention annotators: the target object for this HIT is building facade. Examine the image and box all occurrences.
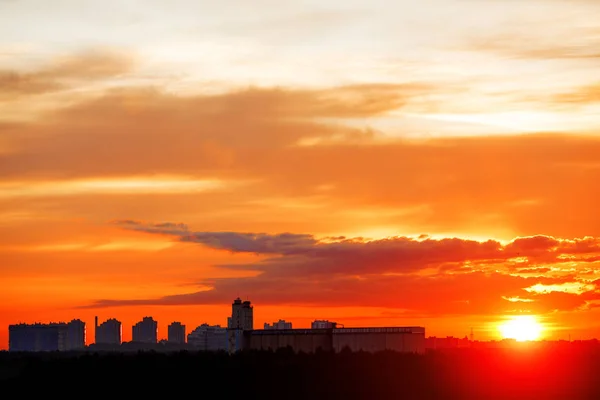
[332,327,425,353]
[95,317,122,345]
[132,317,158,343]
[264,320,292,330]
[66,319,86,350]
[244,326,426,354]
[9,320,86,352]
[187,324,227,351]
[168,322,186,344]
[227,298,253,330]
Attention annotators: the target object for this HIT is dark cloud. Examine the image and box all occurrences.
[82,270,584,317]
[505,235,559,253]
[82,223,600,316]
[113,220,506,271]
[113,221,600,269]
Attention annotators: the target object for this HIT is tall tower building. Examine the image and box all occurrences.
[187,323,227,351]
[167,322,186,344]
[95,317,122,345]
[227,297,253,330]
[132,317,158,343]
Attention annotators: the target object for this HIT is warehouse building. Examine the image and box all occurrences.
[243,326,425,354]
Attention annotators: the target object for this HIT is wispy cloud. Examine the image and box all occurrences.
[0,49,134,97]
[551,83,600,106]
[0,176,231,198]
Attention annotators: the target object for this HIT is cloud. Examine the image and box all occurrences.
[551,83,600,106]
[0,176,231,198]
[83,269,585,316]
[114,221,600,269]
[514,267,552,274]
[0,82,434,177]
[0,49,134,97]
[2,127,600,240]
[83,223,600,317]
[2,59,600,242]
[466,31,600,61]
[114,220,505,270]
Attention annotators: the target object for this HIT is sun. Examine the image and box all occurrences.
[498,315,543,341]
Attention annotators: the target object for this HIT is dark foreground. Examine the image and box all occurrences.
[1,346,599,399]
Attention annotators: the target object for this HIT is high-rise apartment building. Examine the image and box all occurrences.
[187,323,227,351]
[95,317,122,345]
[167,322,186,344]
[9,320,86,352]
[132,317,158,343]
[227,298,253,330]
[66,319,86,350]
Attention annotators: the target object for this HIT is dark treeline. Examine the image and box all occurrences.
[1,346,600,399]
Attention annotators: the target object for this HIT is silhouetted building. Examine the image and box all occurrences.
[9,320,86,352]
[9,323,65,352]
[95,317,122,345]
[227,328,245,353]
[132,317,158,343]
[246,326,426,354]
[66,319,86,350]
[187,324,227,351]
[264,319,292,330]
[227,298,253,330]
[425,336,470,350]
[311,320,337,329]
[168,322,186,344]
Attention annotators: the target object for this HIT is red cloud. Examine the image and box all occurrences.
[82,223,600,318]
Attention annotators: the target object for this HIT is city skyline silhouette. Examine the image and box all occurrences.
[1,4,600,398]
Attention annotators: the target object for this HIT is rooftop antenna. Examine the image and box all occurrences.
[470,327,474,342]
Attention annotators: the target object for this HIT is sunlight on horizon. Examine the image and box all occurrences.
[499,315,544,342]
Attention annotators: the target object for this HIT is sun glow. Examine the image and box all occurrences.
[499,316,543,341]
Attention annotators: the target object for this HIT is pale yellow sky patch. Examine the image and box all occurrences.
[0,176,235,198]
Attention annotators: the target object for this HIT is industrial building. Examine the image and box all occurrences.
[95,317,122,345]
[264,319,293,330]
[247,328,333,352]
[332,327,425,353]
[187,324,227,351]
[244,327,425,354]
[8,319,86,352]
[132,317,158,343]
[168,322,186,344]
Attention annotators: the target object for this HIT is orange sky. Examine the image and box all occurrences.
[2,0,600,349]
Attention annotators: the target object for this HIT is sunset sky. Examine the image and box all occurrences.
[2,0,600,349]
